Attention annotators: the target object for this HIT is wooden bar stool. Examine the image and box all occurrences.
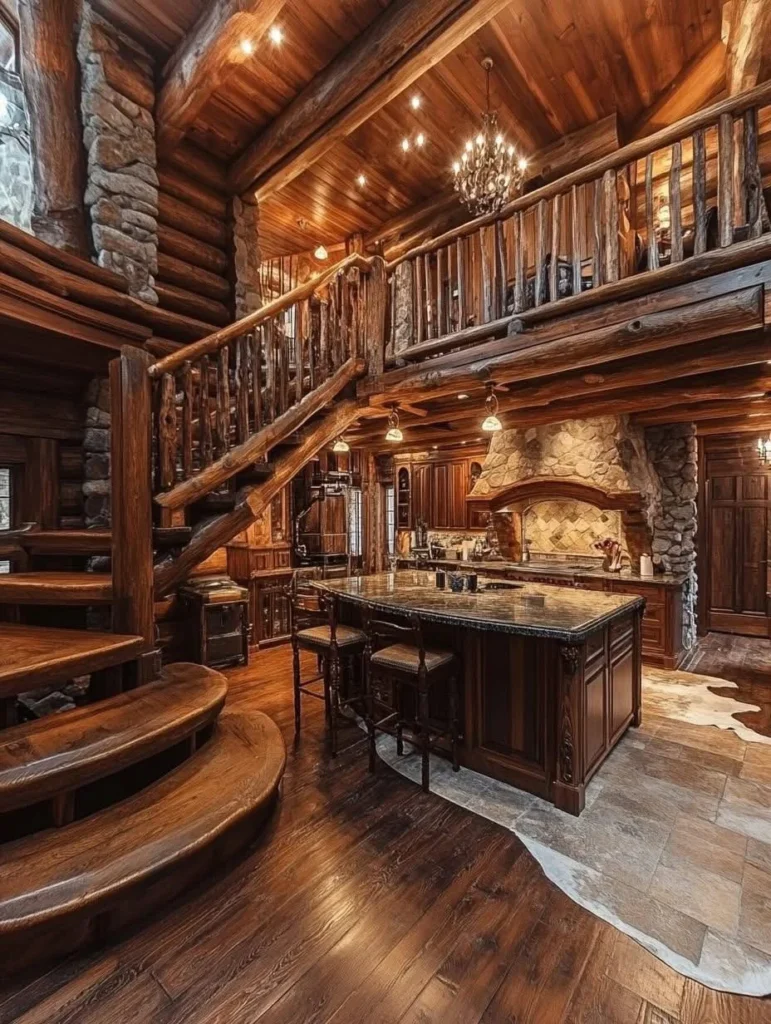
[365,612,459,792]
[289,571,366,755]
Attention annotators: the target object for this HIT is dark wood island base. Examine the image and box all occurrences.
[318,572,644,816]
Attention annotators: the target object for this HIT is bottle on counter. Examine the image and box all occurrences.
[640,553,654,577]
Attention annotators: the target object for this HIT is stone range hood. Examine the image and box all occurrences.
[468,414,699,647]
[470,416,661,564]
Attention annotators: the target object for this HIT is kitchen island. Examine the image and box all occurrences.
[317,571,645,815]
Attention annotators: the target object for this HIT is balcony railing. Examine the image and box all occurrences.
[384,79,771,366]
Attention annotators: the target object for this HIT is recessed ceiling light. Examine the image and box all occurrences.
[240,38,254,55]
[457,393,469,400]
[432,445,438,449]
[416,133,425,148]
[411,95,422,110]
[401,138,410,152]
[269,25,283,44]
[357,173,366,187]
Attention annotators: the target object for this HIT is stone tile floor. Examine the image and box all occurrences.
[373,654,771,996]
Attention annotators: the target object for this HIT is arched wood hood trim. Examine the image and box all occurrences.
[486,477,645,513]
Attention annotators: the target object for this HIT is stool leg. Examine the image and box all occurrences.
[323,655,332,726]
[366,663,377,775]
[292,637,302,735]
[329,647,340,757]
[418,674,430,793]
[450,675,460,773]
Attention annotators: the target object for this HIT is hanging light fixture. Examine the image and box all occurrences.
[452,58,528,216]
[757,432,771,463]
[332,437,350,453]
[385,407,403,443]
[481,383,502,433]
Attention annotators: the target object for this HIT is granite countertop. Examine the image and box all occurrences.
[398,557,687,588]
[315,571,644,642]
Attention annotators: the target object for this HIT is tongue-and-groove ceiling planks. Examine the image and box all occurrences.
[95,0,723,257]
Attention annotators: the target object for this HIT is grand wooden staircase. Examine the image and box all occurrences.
[0,252,388,974]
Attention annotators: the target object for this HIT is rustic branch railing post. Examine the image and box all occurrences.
[110,346,157,683]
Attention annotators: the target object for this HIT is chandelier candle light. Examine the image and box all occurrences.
[452,58,528,216]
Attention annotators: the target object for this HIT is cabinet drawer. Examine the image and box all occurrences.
[206,631,245,667]
[205,603,243,635]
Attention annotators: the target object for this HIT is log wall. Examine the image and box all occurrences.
[156,144,234,327]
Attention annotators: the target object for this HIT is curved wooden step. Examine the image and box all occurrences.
[0,712,286,970]
[0,572,112,604]
[0,663,227,814]
[0,623,144,699]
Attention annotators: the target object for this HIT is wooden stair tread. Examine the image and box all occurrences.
[0,572,113,604]
[0,711,286,933]
[0,663,227,813]
[0,624,144,698]
[17,531,111,555]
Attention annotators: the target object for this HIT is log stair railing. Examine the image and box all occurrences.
[110,251,389,600]
[383,79,771,367]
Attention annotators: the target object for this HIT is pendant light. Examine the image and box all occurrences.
[481,383,502,432]
[385,406,403,443]
[332,437,350,453]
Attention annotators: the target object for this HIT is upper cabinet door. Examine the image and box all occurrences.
[412,464,432,528]
[448,460,470,528]
[432,463,450,528]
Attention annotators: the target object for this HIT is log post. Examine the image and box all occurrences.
[110,347,157,683]
[364,257,388,377]
[18,0,88,255]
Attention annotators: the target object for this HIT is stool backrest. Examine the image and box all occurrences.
[367,612,428,672]
[288,568,324,634]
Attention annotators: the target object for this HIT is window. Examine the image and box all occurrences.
[385,484,395,556]
[0,9,18,74]
[0,466,10,573]
[348,488,362,558]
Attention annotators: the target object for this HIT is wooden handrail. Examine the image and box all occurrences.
[149,252,374,378]
[386,78,771,271]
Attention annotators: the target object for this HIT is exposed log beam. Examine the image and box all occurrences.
[635,396,771,425]
[156,0,287,152]
[356,333,771,434]
[349,365,771,444]
[361,287,764,407]
[154,399,364,596]
[697,414,771,435]
[631,39,726,140]
[726,0,771,95]
[229,0,513,198]
[18,0,88,255]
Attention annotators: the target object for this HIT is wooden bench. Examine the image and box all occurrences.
[0,711,286,973]
[0,662,227,820]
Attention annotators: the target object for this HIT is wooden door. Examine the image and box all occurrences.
[412,465,432,527]
[702,438,771,637]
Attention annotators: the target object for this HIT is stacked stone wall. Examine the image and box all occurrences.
[78,5,158,303]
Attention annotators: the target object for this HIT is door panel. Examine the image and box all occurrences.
[741,506,767,614]
[710,506,736,611]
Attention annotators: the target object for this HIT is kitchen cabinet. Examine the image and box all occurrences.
[412,464,432,527]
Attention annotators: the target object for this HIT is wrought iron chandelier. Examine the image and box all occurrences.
[452,58,528,216]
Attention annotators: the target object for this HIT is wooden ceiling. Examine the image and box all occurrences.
[98,0,725,257]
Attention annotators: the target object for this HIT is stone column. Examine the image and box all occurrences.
[645,423,699,648]
[78,4,158,303]
[232,193,262,318]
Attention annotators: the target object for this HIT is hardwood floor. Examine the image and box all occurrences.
[1,637,770,1023]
